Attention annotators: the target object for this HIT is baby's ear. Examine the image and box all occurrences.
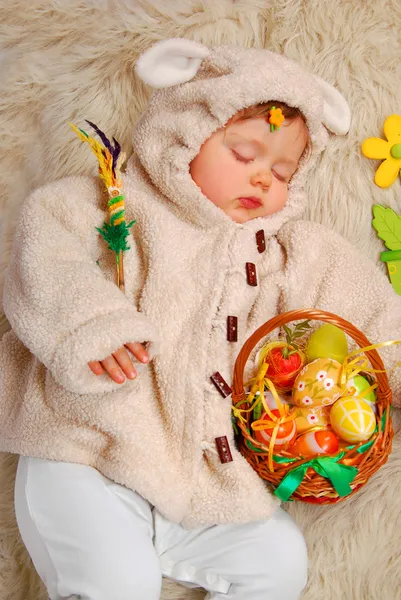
[135,38,209,89]
[314,75,351,135]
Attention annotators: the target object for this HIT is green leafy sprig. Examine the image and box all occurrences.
[281,320,311,359]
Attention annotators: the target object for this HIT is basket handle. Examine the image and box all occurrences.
[232,309,391,404]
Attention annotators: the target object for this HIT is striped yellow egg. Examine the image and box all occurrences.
[330,397,376,443]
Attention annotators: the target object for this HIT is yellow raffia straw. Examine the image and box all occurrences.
[233,361,295,472]
[346,382,378,399]
[232,362,269,423]
[251,376,295,472]
[340,340,401,387]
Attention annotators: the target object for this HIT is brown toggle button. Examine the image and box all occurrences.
[215,436,233,463]
[246,262,257,286]
[227,316,238,342]
[256,229,266,253]
[210,372,232,398]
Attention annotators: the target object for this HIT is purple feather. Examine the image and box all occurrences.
[112,137,121,164]
[85,120,123,179]
[85,120,113,154]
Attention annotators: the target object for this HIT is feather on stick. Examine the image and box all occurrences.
[69,122,135,291]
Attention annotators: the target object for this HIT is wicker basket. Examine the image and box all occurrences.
[232,309,394,503]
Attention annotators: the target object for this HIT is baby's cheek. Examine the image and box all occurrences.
[201,166,232,206]
[203,178,226,207]
[264,183,288,216]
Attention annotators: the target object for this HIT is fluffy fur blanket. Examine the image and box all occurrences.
[0,1,400,598]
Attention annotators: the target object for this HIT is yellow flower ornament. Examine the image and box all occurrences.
[269,106,285,132]
[362,114,401,188]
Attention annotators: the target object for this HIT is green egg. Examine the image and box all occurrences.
[306,324,349,363]
[347,375,376,405]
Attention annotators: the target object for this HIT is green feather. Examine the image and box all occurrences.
[96,220,136,254]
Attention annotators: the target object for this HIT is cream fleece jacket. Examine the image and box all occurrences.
[1,41,400,527]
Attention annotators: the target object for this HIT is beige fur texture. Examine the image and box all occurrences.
[0,1,400,599]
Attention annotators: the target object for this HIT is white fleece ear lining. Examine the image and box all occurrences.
[135,38,209,89]
[315,74,351,135]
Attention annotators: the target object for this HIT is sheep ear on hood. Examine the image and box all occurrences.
[136,38,351,135]
[315,74,351,135]
[135,38,209,89]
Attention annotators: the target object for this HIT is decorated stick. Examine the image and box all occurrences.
[69,120,135,292]
[372,205,401,295]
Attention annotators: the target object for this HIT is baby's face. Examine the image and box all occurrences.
[190,115,308,223]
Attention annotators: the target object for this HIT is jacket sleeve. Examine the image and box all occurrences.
[3,176,159,395]
[277,221,401,407]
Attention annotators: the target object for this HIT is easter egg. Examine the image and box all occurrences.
[345,375,377,412]
[290,429,339,458]
[330,397,376,443]
[255,343,304,392]
[260,391,290,410]
[253,410,297,448]
[253,391,290,422]
[292,358,343,408]
[292,405,331,434]
[306,324,348,363]
[265,345,304,390]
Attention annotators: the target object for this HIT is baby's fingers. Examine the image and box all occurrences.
[88,361,104,376]
[112,347,137,381]
[125,342,149,364]
[99,354,127,384]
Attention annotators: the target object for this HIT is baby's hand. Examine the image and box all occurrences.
[88,342,149,384]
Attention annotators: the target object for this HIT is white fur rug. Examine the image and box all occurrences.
[1,1,401,598]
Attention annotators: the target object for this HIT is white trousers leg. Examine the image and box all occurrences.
[15,456,162,600]
[154,509,308,600]
[15,457,308,600]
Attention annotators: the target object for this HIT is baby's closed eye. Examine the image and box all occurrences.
[272,169,290,183]
[231,149,255,163]
[273,161,297,182]
[231,146,294,183]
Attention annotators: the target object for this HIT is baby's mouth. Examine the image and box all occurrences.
[238,197,263,209]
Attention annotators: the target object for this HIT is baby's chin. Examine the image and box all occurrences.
[225,206,264,224]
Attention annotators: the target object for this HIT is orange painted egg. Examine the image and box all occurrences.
[289,429,339,458]
[292,358,343,408]
[253,410,297,447]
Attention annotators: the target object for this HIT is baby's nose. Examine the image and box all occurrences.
[250,170,272,190]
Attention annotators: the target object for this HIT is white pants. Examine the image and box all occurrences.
[15,456,308,600]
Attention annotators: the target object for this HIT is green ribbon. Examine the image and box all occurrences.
[245,410,389,501]
[272,454,298,464]
[274,453,358,502]
[345,438,374,454]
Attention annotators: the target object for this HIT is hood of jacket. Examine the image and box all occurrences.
[128,39,350,234]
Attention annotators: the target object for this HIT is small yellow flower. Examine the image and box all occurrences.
[362,114,401,188]
[269,107,285,130]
